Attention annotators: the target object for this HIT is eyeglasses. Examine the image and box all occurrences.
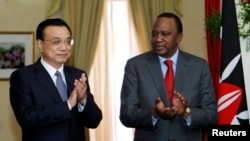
[43,38,74,46]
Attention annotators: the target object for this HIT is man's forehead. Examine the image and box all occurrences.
[44,26,71,37]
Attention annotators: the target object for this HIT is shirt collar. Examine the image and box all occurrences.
[158,49,179,65]
[40,57,64,77]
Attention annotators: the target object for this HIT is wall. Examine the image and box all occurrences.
[0,1,46,141]
[181,0,207,59]
[0,0,206,141]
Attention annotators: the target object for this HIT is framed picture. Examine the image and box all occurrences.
[0,32,34,80]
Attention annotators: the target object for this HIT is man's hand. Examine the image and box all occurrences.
[152,97,177,120]
[67,88,78,108]
[67,73,88,108]
[171,91,188,116]
[74,73,87,104]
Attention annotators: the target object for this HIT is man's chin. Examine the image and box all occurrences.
[57,58,68,64]
[155,50,166,56]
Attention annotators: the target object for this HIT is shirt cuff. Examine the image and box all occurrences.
[152,115,159,126]
[67,101,72,110]
[185,115,191,126]
[78,102,85,112]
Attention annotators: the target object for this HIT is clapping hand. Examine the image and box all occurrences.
[171,91,188,116]
[68,73,87,107]
[74,73,87,104]
[153,97,177,120]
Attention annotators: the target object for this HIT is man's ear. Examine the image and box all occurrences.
[177,33,183,44]
[36,40,43,51]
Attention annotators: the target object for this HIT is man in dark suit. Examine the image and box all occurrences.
[120,12,218,141]
[9,18,102,141]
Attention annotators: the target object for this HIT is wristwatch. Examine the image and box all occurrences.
[183,107,191,119]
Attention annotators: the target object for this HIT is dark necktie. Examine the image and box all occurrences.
[164,60,174,102]
[55,71,67,101]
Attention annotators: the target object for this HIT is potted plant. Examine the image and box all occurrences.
[205,11,221,43]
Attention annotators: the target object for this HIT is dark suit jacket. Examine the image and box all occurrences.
[120,50,218,141]
[9,58,102,141]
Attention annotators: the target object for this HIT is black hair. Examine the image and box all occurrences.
[157,12,183,33]
[36,18,72,40]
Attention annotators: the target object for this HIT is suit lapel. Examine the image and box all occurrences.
[175,51,189,92]
[145,52,170,105]
[145,51,191,106]
[33,59,63,102]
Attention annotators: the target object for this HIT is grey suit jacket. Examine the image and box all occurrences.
[120,50,218,141]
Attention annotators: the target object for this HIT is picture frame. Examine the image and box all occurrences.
[0,32,34,80]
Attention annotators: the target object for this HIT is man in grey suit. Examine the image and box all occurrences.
[120,12,218,141]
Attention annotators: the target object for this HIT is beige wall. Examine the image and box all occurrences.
[0,1,46,141]
[181,0,207,59]
[0,0,206,141]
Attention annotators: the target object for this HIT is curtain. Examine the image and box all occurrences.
[45,1,104,140]
[128,0,183,52]
[205,0,221,95]
[46,0,62,18]
[46,0,104,75]
[89,1,140,140]
[204,0,221,141]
